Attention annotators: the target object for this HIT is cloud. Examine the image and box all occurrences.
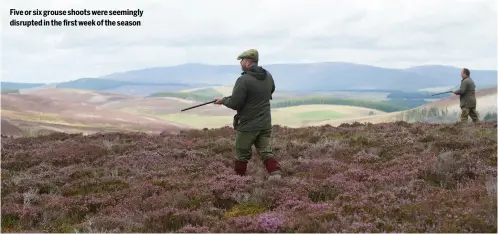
[1,0,496,83]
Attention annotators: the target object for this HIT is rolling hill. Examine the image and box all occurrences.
[100,63,497,92]
[1,89,187,135]
[149,87,433,111]
[0,87,405,133]
[2,84,495,136]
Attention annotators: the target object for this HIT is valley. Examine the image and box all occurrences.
[2,84,496,136]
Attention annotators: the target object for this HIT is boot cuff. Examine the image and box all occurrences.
[264,157,281,174]
[234,160,247,176]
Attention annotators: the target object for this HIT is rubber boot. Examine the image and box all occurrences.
[263,157,281,180]
[234,160,247,176]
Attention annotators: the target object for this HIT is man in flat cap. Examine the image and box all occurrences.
[452,68,479,123]
[214,49,281,180]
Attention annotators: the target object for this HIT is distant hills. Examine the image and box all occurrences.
[54,78,212,95]
[3,62,496,95]
[1,79,214,96]
[1,81,47,89]
[100,63,497,91]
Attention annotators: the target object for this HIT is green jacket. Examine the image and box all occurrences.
[222,65,275,131]
[454,77,476,108]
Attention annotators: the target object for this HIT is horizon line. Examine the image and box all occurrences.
[2,61,497,84]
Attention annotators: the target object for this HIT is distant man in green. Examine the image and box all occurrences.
[452,68,479,123]
[214,49,281,179]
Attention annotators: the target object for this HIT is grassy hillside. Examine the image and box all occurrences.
[1,91,187,135]
[312,86,498,127]
[149,90,410,112]
[1,123,496,232]
[399,107,498,123]
[149,89,441,111]
[157,104,385,129]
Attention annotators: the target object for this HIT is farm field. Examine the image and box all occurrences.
[1,122,496,232]
[144,105,384,129]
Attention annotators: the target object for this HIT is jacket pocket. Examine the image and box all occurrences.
[233,114,240,129]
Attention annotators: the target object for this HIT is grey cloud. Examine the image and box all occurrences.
[301,35,380,50]
[1,0,497,83]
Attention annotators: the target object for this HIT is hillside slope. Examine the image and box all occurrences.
[1,123,496,232]
[419,86,497,113]
[0,91,187,135]
[312,87,497,126]
[1,119,23,136]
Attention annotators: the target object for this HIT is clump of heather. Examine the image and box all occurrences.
[1,122,496,232]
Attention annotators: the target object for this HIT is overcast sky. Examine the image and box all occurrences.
[2,0,497,83]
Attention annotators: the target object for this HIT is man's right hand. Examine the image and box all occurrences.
[214,98,223,104]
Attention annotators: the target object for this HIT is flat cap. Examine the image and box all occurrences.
[237,49,259,61]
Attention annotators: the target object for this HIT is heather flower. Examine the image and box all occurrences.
[177,224,211,233]
[1,123,496,232]
[353,150,380,163]
[258,212,285,233]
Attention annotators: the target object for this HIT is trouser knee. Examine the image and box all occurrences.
[236,148,252,162]
[460,108,470,122]
[257,148,274,162]
[235,131,257,162]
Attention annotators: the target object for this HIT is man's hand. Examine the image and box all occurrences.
[214,98,223,105]
[451,90,458,95]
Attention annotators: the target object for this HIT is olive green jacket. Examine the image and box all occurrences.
[222,65,275,131]
[454,77,476,108]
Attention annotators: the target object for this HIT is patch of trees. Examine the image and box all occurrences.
[271,97,407,112]
[385,99,429,109]
[387,91,451,99]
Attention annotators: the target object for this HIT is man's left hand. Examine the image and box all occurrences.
[214,98,223,105]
